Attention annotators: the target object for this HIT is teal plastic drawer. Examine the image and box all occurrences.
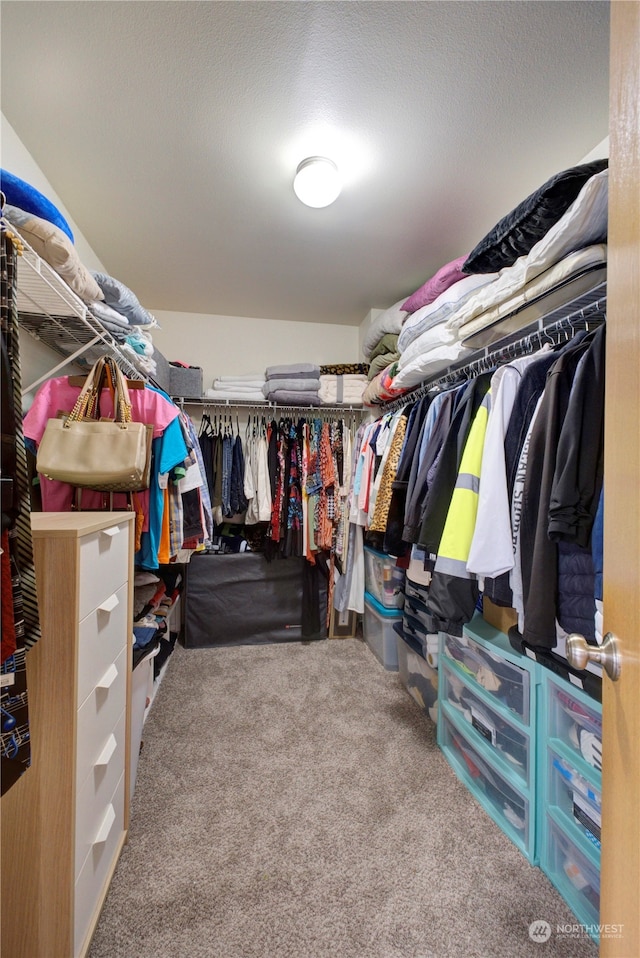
[546,678,602,774]
[442,629,530,723]
[441,659,531,786]
[439,709,533,861]
[543,815,600,939]
[547,749,601,852]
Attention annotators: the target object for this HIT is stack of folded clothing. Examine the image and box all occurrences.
[263,363,321,405]
[205,374,266,403]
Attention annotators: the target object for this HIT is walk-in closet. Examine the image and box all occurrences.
[1,3,638,958]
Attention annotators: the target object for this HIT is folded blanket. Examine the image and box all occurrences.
[89,300,130,329]
[263,378,320,398]
[319,363,370,376]
[205,388,266,403]
[362,299,408,359]
[368,333,399,362]
[265,363,320,379]
[267,389,321,406]
[368,351,400,380]
[318,375,367,405]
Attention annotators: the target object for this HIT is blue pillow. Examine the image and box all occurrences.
[0,168,74,242]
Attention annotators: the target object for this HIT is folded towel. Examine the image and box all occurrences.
[215,373,266,383]
[212,380,266,391]
[266,389,321,406]
[263,378,320,398]
[205,388,266,403]
[89,300,130,329]
[318,375,367,405]
[265,363,320,379]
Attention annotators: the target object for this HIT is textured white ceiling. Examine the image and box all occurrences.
[0,1,610,326]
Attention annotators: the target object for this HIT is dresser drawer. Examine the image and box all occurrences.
[442,631,530,723]
[74,772,126,957]
[547,679,602,773]
[76,647,127,789]
[75,708,126,877]
[79,521,130,620]
[77,583,129,708]
[441,659,531,785]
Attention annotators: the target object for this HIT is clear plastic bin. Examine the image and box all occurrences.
[363,592,401,670]
[364,547,405,609]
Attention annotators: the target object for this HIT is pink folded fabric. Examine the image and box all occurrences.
[402,254,468,314]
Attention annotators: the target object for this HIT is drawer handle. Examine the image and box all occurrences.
[95,733,117,767]
[93,804,116,845]
[97,663,118,690]
[98,593,119,614]
[100,525,121,539]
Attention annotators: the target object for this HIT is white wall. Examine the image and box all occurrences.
[2,115,362,399]
[153,310,359,388]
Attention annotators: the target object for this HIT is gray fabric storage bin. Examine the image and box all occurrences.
[150,347,172,394]
[169,364,203,398]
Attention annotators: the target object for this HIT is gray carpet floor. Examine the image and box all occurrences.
[89,638,598,958]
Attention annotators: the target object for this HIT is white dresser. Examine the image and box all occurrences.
[1,512,134,958]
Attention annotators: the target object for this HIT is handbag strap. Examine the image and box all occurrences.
[107,357,133,424]
[66,357,107,425]
[66,356,134,427]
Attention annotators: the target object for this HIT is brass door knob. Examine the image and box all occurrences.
[566,631,621,682]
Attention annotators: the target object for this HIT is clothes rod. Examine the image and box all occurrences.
[377,296,607,415]
[175,398,365,414]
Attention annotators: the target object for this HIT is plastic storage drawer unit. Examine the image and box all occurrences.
[363,547,405,609]
[442,626,530,723]
[546,678,602,774]
[544,816,600,938]
[396,631,438,723]
[547,750,602,851]
[441,658,531,786]
[363,592,401,670]
[439,711,532,859]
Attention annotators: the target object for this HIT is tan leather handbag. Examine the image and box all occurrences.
[36,356,152,491]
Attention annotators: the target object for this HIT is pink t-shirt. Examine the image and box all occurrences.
[24,378,180,513]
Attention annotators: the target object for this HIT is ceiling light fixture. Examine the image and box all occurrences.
[293,156,341,208]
